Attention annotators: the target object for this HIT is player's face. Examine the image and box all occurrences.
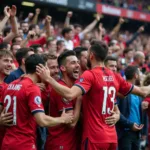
[65,56,80,80]
[47,59,59,80]
[80,51,88,71]
[87,49,92,69]
[106,60,117,72]
[0,56,13,76]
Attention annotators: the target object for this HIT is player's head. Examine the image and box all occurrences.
[0,50,13,76]
[16,48,34,67]
[30,44,43,55]
[125,66,139,82]
[74,47,88,72]
[42,53,59,80]
[134,51,145,66]
[25,54,45,75]
[58,50,80,80]
[105,56,118,72]
[87,40,108,69]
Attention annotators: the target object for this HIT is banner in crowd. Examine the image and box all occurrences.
[96,3,150,22]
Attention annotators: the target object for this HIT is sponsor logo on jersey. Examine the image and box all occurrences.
[62,98,70,104]
[103,76,114,82]
[79,78,84,82]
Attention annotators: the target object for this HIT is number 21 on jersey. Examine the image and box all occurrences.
[102,86,116,114]
[4,95,17,125]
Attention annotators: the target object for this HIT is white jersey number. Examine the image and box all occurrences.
[102,86,116,114]
[4,95,17,125]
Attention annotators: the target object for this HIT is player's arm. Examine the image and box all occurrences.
[36,64,82,100]
[68,96,82,128]
[105,105,120,126]
[131,85,150,98]
[34,108,73,127]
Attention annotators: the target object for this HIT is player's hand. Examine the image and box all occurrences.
[67,11,73,18]
[132,123,144,131]
[142,101,149,110]
[61,108,74,124]
[4,6,11,18]
[36,8,41,15]
[27,30,36,40]
[95,13,102,21]
[36,64,51,82]
[10,5,17,17]
[105,111,120,126]
[0,108,13,126]
[37,83,46,91]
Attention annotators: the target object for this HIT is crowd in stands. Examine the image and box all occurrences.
[0,4,150,150]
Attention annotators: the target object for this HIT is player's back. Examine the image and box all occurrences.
[2,77,41,150]
[76,67,132,144]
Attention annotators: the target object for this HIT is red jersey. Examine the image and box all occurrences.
[1,77,44,150]
[74,67,133,143]
[45,80,79,150]
[73,34,80,48]
[0,82,7,150]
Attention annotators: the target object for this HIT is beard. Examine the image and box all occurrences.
[87,58,91,69]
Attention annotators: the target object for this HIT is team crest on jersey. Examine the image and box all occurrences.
[62,98,70,104]
[34,96,42,105]
[79,78,84,82]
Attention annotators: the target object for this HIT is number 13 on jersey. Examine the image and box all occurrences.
[102,86,116,115]
[4,95,17,125]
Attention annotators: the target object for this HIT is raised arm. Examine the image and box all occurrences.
[32,8,41,24]
[4,5,18,43]
[81,13,101,36]
[64,11,73,27]
[45,15,51,39]
[0,6,10,33]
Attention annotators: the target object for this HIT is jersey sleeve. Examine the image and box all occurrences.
[27,86,44,115]
[74,70,93,95]
[143,97,150,103]
[116,73,134,96]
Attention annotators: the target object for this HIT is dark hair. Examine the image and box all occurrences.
[29,24,36,31]
[58,50,76,67]
[73,47,87,59]
[0,50,13,59]
[56,40,64,46]
[41,53,57,62]
[0,42,8,50]
[90,40,108,61]
[15,48,33,66]
[74,24,82,29]
[104,56,117,64]
[12,36,22,44]
[30,44,42,54]
[125,66,138,80]
[146,54,150,61]
[123,48,133,56]
[62,27,72,37]
[25,54,45,74]
[3,27,11,37]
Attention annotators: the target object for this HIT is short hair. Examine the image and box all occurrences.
[74,24,82,29]
[0,42,8,50]
[41,53,57,62]
[30,44,42,54]
[21,21,28,25]
[56,40,64,46]
[62,27,72,37]
[73,47,87,59]
[58,50,76,67]
[90,40,108,61]
[15,48,33,66]
[0,50,13,59]
[124,66,138,80]
[29,24,36,31]
[123,48,133,56]
[3,27,11,37]
[25,54,45,74]
[104,56,117,65]
[12,36,22,44]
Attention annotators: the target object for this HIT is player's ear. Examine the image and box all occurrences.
[22,58,25,65]
[90,52,94,60]
[60,65,66,72]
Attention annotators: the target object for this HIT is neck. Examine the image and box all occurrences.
[20,65,26,73]
[0,73,6,83]
[62,74,75,87]
[91,61,105,69]
[24,74,39,84]
[127,79,135,84]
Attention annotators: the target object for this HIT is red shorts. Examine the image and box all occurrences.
[81,139,117,150]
